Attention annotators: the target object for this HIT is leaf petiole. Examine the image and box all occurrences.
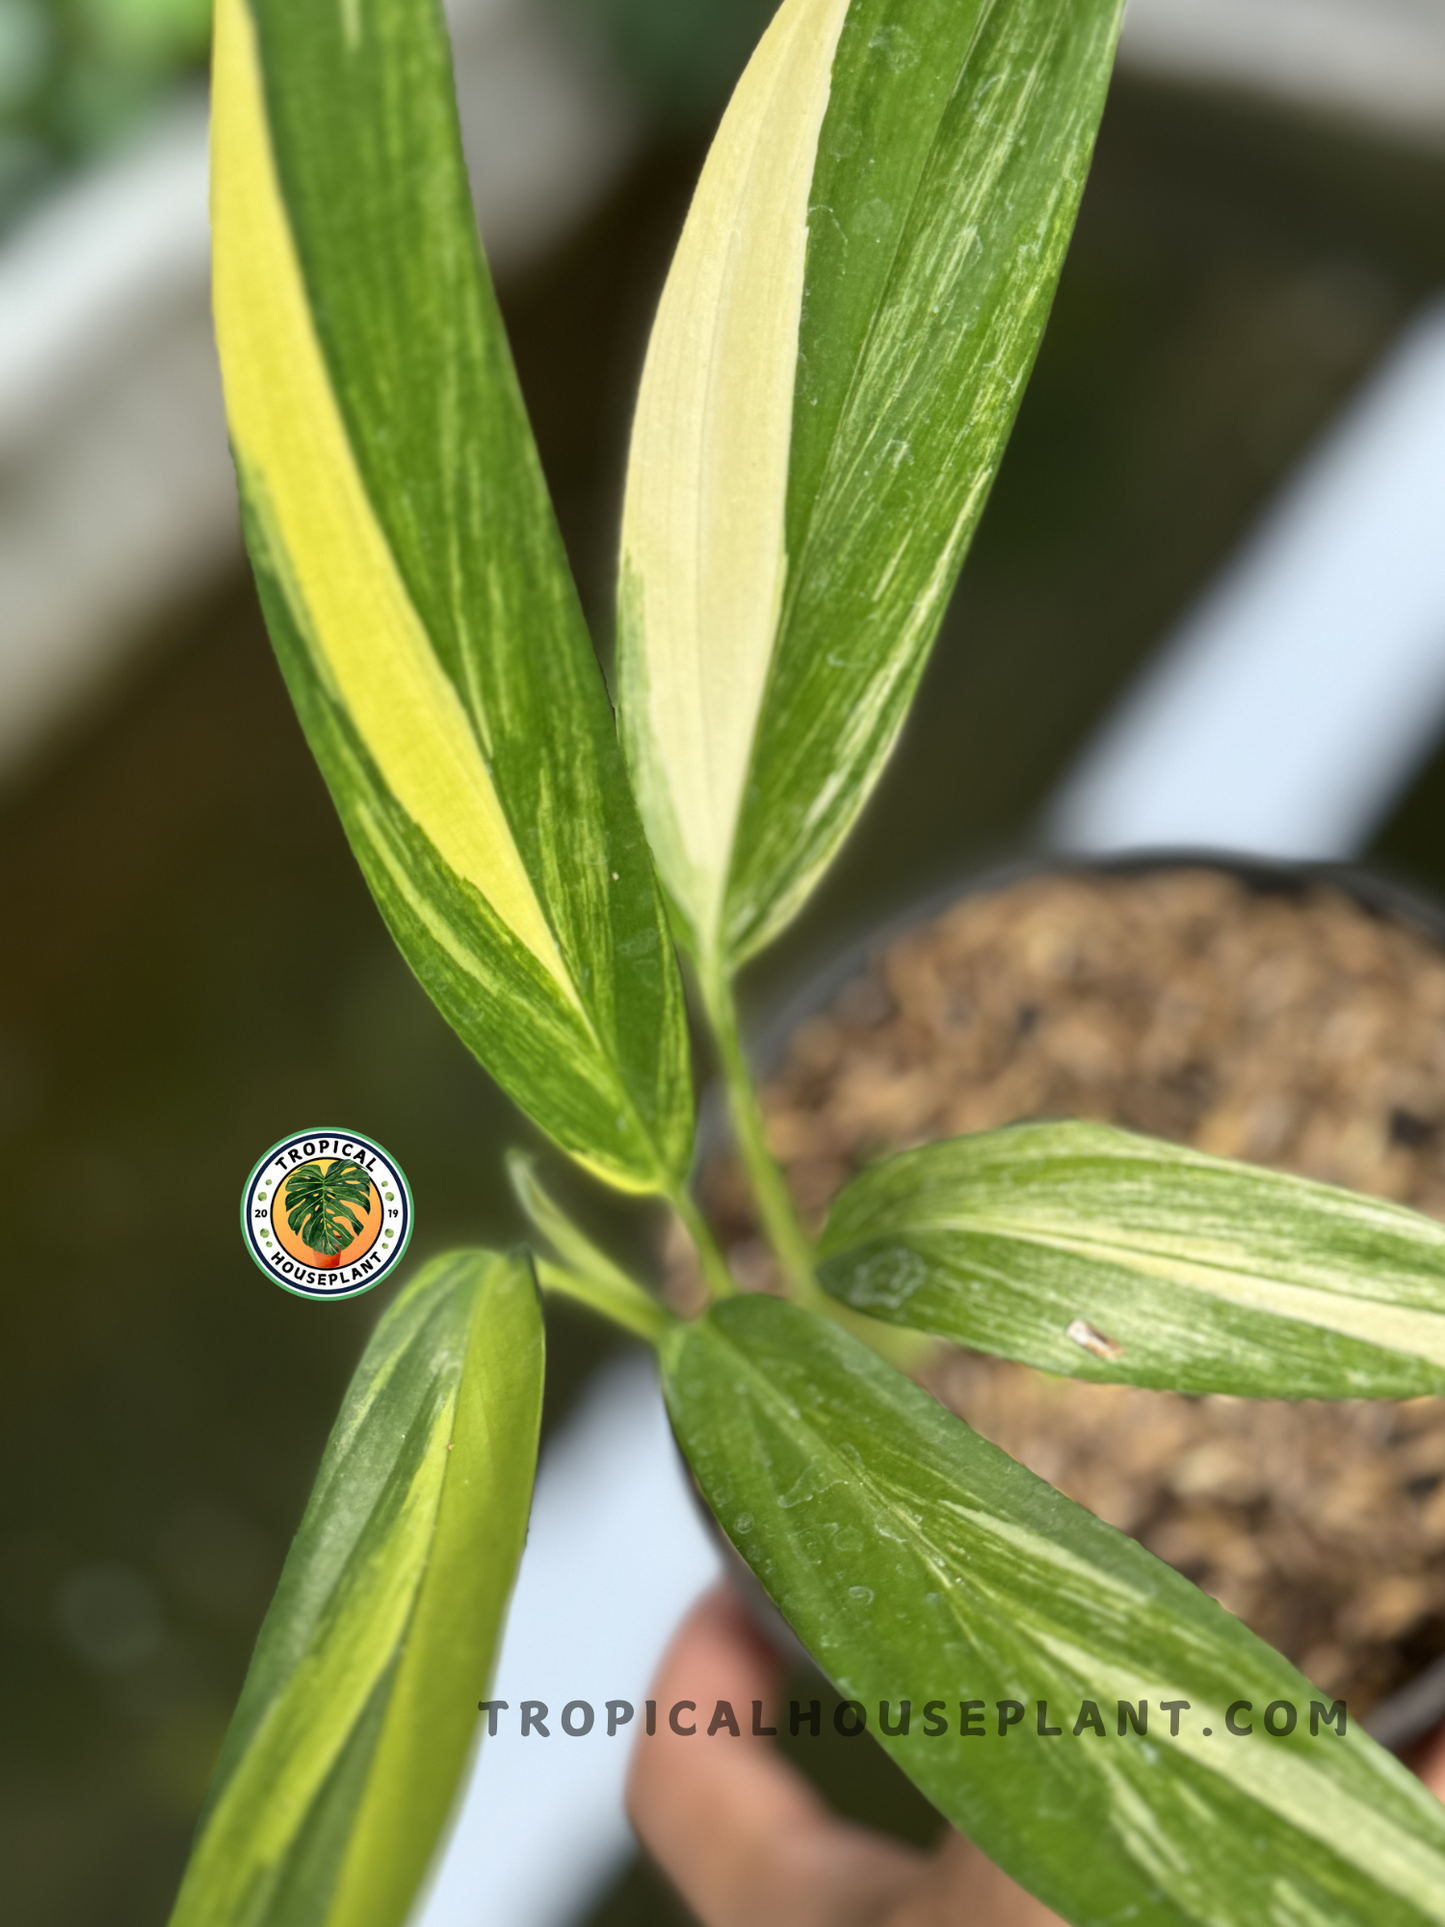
[699,963,826,1312]
[509,1151,686,1334]
[532,1255,674,1344]
[699,967,937,1371]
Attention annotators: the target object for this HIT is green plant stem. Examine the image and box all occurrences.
[699,966,933,1370]
[532,1255,674,1344]
[670,1185,737,1300]
[701,963,826,1311]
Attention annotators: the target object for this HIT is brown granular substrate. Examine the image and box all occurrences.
[678,867,1445,1714]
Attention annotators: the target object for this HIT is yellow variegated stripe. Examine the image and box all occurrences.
[172,1395,453,1907]
[619,0,850,947]
[210,0,567,994]
[168,1252,544,1927]
[327,1262,528,1927]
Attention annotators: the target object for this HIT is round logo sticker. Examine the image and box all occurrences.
[240,1129,412,1299]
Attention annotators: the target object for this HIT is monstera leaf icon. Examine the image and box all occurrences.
[284,1160,373,1259]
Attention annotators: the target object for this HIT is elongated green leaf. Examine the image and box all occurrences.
[168,1250,544,1927]
[664,1296,1445,1925]
[618,0,1123,971]
[817,1122,1445,1397]
[211,0,692,1193]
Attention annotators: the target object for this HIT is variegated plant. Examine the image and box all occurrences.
[181,2,1445,1923]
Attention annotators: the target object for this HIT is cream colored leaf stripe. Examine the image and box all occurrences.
[618,0,851,952]
[168,1252,543,1927]
[171,1394,453,1917]
[952,1218,1445,1370]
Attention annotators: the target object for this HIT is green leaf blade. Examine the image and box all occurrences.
[212,0,692,1194]
[727,0,1123,961]
[663,1296,1445,1925]
[619,0,1124,971]
[168,1249,545,1927]
[817,1121,1445,1397]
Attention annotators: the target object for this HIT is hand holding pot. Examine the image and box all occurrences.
[628,1585,1065,1926]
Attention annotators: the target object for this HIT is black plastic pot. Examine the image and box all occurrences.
[705,846,1445,1757]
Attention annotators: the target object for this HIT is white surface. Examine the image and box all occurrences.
[418,1355,722,1927]
[0,97,212,459]
[1121,0,1445,147]
[0,97,230,782]
[0,0,637,789]
[1048,300,1445,859]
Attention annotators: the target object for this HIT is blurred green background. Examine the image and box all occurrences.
[0,0,210,227]
[4,6,1445,1925]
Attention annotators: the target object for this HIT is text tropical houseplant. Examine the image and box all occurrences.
[172,0,1445,1921]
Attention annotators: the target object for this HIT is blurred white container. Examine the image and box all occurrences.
[1122,0,1445,150]
[1049,300,1445,858]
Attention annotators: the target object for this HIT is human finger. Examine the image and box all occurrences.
[627,1583,927,1927]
